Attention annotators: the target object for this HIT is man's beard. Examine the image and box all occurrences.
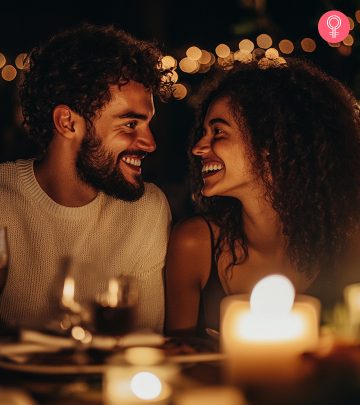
[76,128,145,201]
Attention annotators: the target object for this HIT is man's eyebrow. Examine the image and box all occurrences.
[208,118,231,126]
[112,112,149,120]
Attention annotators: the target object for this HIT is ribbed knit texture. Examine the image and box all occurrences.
[0,159,171,333]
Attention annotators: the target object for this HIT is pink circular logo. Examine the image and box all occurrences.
[318,10,350,43]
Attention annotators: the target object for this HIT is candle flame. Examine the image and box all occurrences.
[108,277,119,307]
[250,275,295,317]
[130,372,162,400]
[62,276,75,307]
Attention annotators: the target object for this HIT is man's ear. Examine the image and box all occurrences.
[53,105,84,139]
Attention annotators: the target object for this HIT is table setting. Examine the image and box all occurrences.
[1,270,360,405]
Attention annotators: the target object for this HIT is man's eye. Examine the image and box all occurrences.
[213,127,224,136]
[125,121,137,129]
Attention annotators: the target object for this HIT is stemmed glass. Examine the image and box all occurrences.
[0,226,9,295]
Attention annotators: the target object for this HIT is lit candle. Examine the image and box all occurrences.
[61,276,81,313]
[221,275,320,384]
[104,348,177,405]
[343,283,360,334]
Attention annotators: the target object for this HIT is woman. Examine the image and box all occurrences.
[165,55,360,337]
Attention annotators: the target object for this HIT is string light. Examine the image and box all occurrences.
[238,39,254,52]
[179,57,199,74]
[215,44,230,58]
[343,34,354,47]
[256,34,272,49]
[301,38,316,52]
[198,50,212,65]
[15,53,28,70]
[348,17,355,30]
[172,83,187,100]
[161,55,177,70]
[278,39,294,54]
[2,65,17,81]
[186,46,202,61]
[0,53,6,69]
[355,10,360,23]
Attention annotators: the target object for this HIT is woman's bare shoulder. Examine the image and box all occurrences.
[170,216,213,246]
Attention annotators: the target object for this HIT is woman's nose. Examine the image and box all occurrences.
[192,136,210,156]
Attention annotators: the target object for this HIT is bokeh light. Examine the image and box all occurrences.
[215,43,230,58]
[256,34,272,49]
[343,34,354,47]
[161,55,177,70]
[238,39,254,52]
[356,10,360,23]
[338,44,352,56]
[186,46,202,61]
[15,53,28,70]
[348,17,355,30]
[2,65,17,81]
[172,83,187,100]
[198,50,211,65]
[179,57,199,73]
[279,39,294,54]
[301,38,316,52]
[0,53,6,69]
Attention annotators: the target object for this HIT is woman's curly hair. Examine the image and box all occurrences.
[190,58,360,277]
[19,23,172,155]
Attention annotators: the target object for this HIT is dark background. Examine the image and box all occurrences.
[1,0,359,221]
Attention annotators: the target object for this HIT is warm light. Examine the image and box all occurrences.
[301,38,316,52]
[186,46,202,61]
[234,49,252,63]
[130,372,162,400]
[1,65,17,81]
[356,10,360,23]
[0,53,6,69]
[161,55,177,70]
[328,42,341,48]
[279,39,294,54]
[343,34,354,46]
[256,34,272,49]
[344,283,360,327]
[172,83,187,100]
[250,274,295,316]
[15,53,27,69]
[108,277,119,307]
[348,17,355,30]
[208,52,216,66]
[62,276,75,307]
[238,39,254,52]
[338,44,352,56]
[217,53,234,70]
[179,57,199,73]
[71,325,86,341]
[198,50,212,65]
[215,43,230,58]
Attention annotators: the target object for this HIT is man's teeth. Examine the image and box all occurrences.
[121,157,142,167]
[201,163,224,174]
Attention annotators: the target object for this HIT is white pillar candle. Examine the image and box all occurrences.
[344,283,360,332]
[221,275,320,384]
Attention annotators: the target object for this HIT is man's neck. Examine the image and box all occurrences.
[34,147,97,207]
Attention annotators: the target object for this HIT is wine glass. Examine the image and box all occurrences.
[0,226,9,295]
[93,275,138,336]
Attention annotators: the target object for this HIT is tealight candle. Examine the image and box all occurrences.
[221,274,320,384]
[103,347,178,405]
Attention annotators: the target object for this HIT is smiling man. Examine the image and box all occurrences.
[0,24,172,332]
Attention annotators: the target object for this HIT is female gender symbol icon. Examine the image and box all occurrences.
[327,15,341,39]
[318,10,350,43]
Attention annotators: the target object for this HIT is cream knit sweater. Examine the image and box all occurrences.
[0,159,171,333]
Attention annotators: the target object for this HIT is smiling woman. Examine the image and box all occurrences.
[165,57,360,337]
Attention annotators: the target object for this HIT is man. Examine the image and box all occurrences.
[0,23,172,333]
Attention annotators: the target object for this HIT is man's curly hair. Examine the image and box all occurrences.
[20,23,172,155]
[190,58,360,277]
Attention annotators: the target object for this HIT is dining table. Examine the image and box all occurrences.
[1,325,360,405]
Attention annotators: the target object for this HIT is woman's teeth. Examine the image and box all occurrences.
[201,163,224,174]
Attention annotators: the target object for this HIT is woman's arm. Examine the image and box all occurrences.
[164,217,211,336]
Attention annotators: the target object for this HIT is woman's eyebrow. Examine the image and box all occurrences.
[208,117,231,126]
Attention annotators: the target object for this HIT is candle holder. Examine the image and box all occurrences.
[103,347,178,405]
[220,275,321,385]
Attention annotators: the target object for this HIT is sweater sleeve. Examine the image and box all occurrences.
[133,185,172,333]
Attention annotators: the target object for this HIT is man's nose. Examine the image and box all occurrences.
[136,127,156,153]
